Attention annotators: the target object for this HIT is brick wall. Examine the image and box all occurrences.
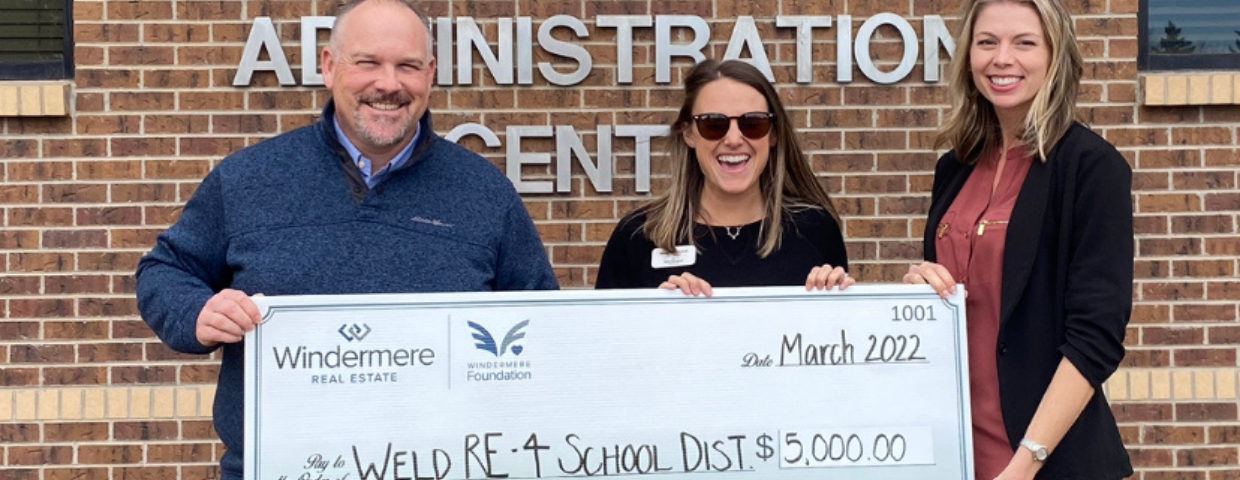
[1,0,1238,478]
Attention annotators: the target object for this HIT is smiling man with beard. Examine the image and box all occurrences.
[321,0,432,184]
[134,1,558,479]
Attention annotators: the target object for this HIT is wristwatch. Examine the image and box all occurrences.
[1019,438,1049,462]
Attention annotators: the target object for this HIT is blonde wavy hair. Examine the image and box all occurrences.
[638,59,839,258]
[936,0,1083,161]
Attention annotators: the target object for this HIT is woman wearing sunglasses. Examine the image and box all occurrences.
[594,59,851,296]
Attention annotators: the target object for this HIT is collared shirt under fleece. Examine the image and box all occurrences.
[333,117,421,188]
[135,101,558,480]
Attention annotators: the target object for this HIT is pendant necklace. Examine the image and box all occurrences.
[725,225,742,240]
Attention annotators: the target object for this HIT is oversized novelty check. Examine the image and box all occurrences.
[245,285,972,480]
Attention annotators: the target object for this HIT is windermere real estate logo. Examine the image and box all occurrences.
[466,320,534,383]
[271,323,436,386]
[232,13,954,194]
[338,323,371,342]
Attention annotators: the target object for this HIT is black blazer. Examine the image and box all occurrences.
[924,123,1134,479]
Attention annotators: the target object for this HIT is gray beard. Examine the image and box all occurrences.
[354,110,416,148]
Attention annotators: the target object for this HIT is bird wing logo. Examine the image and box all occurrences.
[468,322,498,356]
[499,320,529,356]
[468,320,528,356]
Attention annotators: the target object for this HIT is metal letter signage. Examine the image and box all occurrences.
[231,14,956,194]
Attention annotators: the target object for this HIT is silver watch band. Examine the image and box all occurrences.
[1019,438,1049,462]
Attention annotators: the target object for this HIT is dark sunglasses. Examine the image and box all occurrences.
[691,112,775,141]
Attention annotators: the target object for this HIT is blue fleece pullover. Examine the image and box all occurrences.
[135,102,558,479]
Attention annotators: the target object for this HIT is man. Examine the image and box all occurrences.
[135,1,558,478]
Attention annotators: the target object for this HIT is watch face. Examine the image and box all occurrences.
[1021,439,1049,462]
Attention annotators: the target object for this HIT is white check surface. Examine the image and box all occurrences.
[245,285,972,480]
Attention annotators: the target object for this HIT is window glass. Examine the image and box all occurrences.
[0,0,73,80]
[1142,0,1240,70]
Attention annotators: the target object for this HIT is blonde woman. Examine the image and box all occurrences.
[595,59,851,295]
[903,0,1133,478]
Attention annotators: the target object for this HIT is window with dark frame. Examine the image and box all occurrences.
[1140,0,1240,71]
[0,0,74,80]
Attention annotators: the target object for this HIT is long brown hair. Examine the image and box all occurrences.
[638,59,839,258]
[936,0,1083,161]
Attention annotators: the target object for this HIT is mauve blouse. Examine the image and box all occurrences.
[935,147,1034,479]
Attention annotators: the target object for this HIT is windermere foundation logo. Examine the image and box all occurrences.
[465,320,534,383]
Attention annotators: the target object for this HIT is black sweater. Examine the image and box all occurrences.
[595,207,848,289]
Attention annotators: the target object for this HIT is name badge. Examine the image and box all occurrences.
[651,245,696,269]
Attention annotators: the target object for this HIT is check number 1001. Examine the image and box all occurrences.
[892,305,937,322]
[779,427,934,468]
